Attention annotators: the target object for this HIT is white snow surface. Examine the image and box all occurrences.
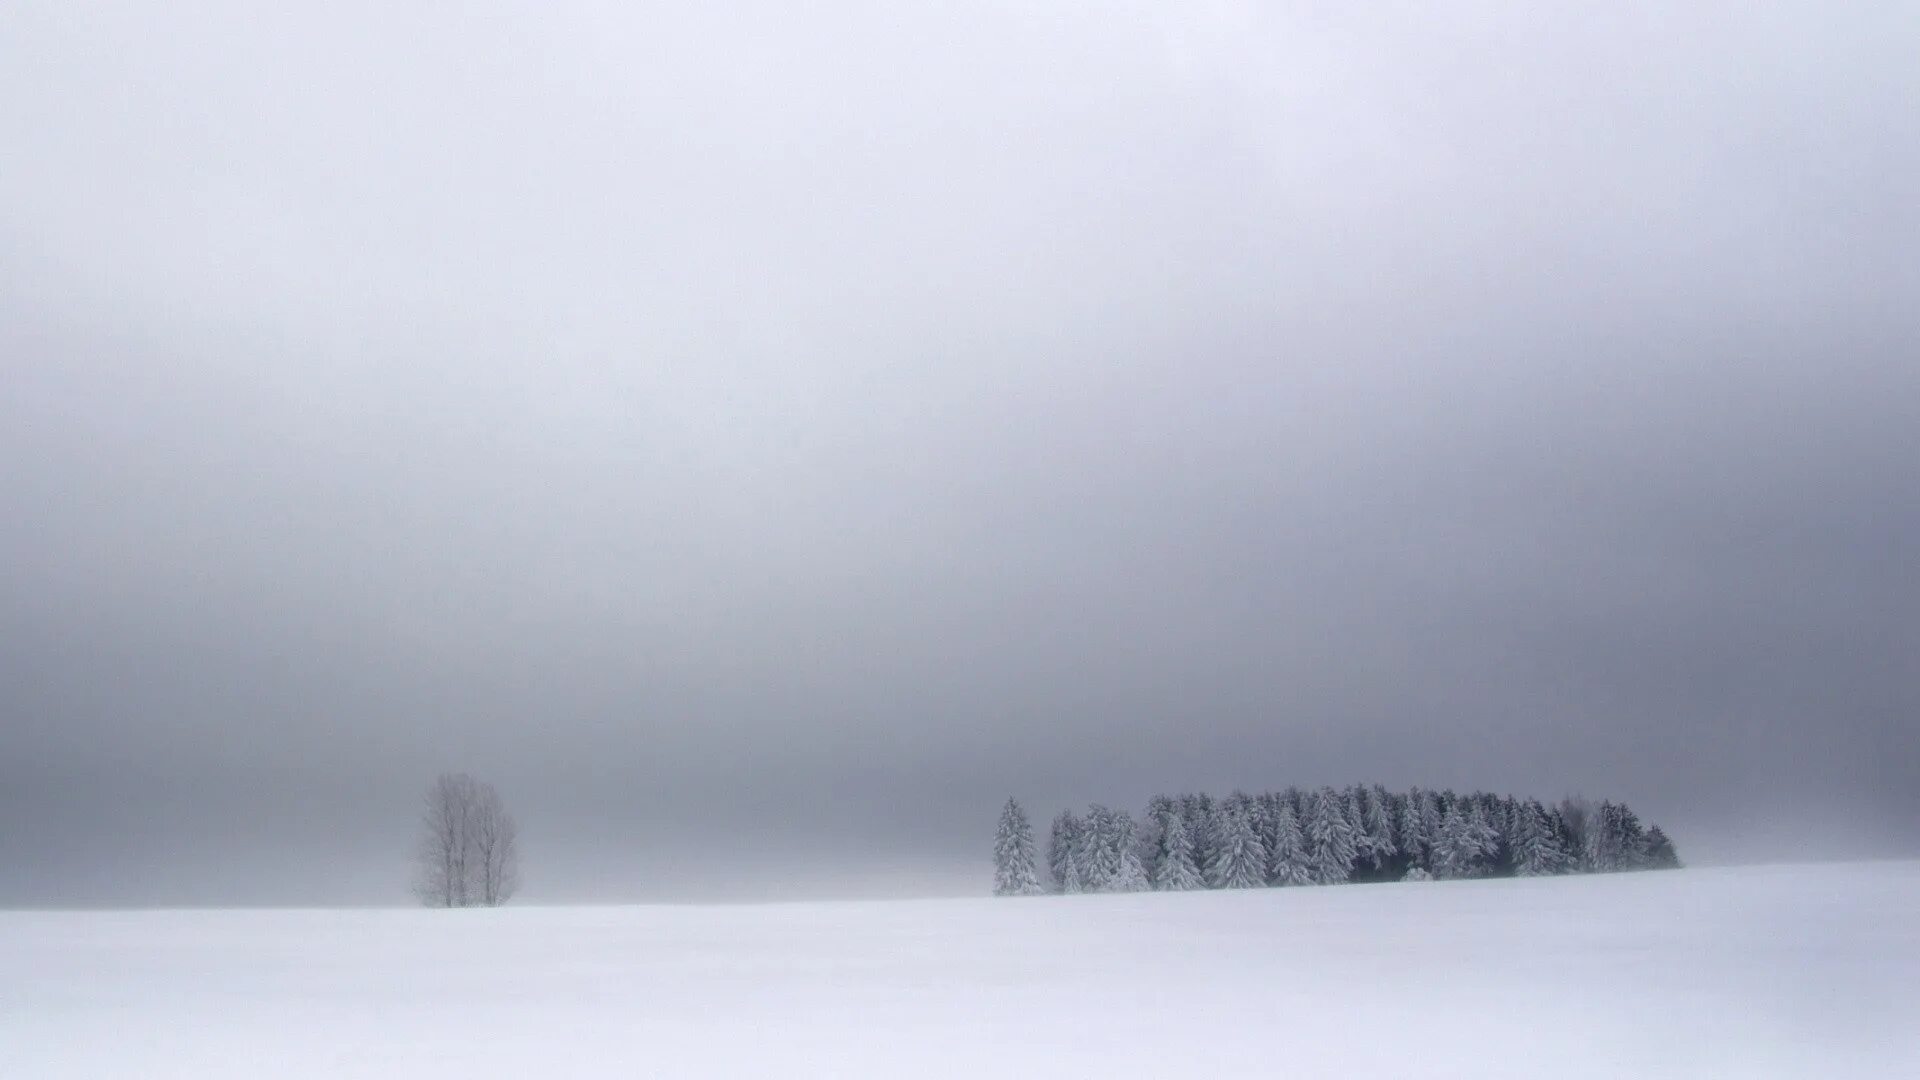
[3,860,1915,1078]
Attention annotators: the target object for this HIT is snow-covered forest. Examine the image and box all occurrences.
[993,788,1678,896]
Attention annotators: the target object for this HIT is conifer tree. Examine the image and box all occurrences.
[1469,795,1513,876]
[1205,803,1267,889]
[1585,801,1624,872]
[1266,801,1314,886]
[1484,796,1517,876]
[1248,792,1278,861]
[1180,794,1217,885]
[1397,787,1434,874]
[1048,811,1083,893]
[1078,805,1120,891]
[1253,792,1280,854]
[1369,784,1403,876]
[1560,797,1598,871]
[993,798,1044,896]
[1151,807,1204,891]
[1139,795,1175,874]
[1466,798,1501,876]
[1107,809,1149,892]
[1643,825,1682,869]
[1346,786,1379,878]
[1513,799,1570,877]
[1341,785,1367,840]
[1613,803,1649,869]
[1305,787,1358,885]
[1546,805,1578,870]
[1353,785,1399,880]
[1432,801,1481,880]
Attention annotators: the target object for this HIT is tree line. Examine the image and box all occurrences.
[992,786,1679,896]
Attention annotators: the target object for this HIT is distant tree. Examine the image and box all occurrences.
[1151,806,1204,891]
[1482,795,1519,877]
[1205,803,1267,889]
[1585,800,1625,872]
[1341,786,1368,851]
[1583,800,1654,872]
[1431,801,1482,880]
[1613,803,1649,869]
[416,773,472,908]
[1396,788,1434,874]
[1248,793,1278,866]
[1513,800,1571,877]
[1283,786,1310,825]
[1077,805,1122,892]
[471,780,520,906]
[415,772,518,907]
[1546,804,1577,868]
[1180,794,1217,885]
[1106,809,1150,892]
[1305,787,1358,885]
[993,799,1044,896]
[1139,795,1175,872]
[1054,804,1150,893]
[1368,784,1403,877]
[1461,795,1508,877]
[1558,797,1596,870]
[1643,825,1682,869]
[1266,801,1314,886]
[1048,811,1084,893]
[1344,786,1376,878]
[1353,786,1398,881]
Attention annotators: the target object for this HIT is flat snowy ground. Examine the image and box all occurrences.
[2,861,1915,1078]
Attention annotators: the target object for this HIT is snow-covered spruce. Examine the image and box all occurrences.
[1266,802,1314,886]
[1513,800,1572,877]
[1048,811,1083,894]
[1151,808,1204,891]
[992,798,1044,896]
[1306,787,1359,885]
[1431,800,1482,880]
[1205,799,1267,889]
[1105,809,1151,892]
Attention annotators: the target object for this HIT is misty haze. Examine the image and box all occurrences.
[2,2,1915,1077]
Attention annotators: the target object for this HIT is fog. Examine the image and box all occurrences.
[2,2,1915,905]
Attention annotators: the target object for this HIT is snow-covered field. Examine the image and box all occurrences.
[3,861,1914,1078]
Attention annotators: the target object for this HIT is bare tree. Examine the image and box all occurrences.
[471,781,520,906]
[416,773,470,908]
[415,772,519,907]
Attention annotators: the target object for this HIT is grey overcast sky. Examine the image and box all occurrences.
[2,2,1916,906]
